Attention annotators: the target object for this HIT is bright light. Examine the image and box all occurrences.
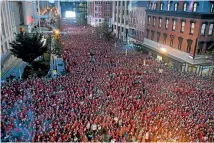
[65,11,76,18]
[54,29,59,34]
[160,47,167,53]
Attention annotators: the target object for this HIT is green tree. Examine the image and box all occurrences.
[9,32,48,65]
[96,19,115,41]
[206,43,214,76]
[76,12,87,26]
[52,38,62,57]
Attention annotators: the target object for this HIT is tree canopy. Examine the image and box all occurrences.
[96,19,115,41]
[206,43,214,76]
[206,43,214,62]
[76,12,87,26]
[10,32,48,64]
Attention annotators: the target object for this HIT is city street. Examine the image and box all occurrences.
[2,21,214,142]
[1,0,214,142]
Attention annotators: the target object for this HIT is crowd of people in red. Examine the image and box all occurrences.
[1,21,214,142]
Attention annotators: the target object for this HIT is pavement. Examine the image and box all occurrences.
[1,59,26,82]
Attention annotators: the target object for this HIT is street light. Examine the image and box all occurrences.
[160,47,167,53]
[54,29,59,35]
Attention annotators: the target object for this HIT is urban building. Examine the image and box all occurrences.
[87,1,112,27]
[1,1,44,79]
[128,1,147,44]
[144,0,214,75]
[112,0,130,42]
[12,1,37,33]
[1,1,20,75]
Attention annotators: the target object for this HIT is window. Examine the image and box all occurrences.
[163,33,167,44]
[167,0,171,11]
[211,4,214,13]
[151,31,155,40]
[170,38,174,47]
[183,3,187,11]
[206,42,213,52]
[160,3,163,10]
[119,1,121,6]
[174,3,178,11]
[165,19,169,29]
[159,18,162,28]
[157,32,161,42]
[186,39,193,53]
[172,20,176,31]
[148,16,151,25]
[190,22,195,34]
[208,24,213,35]
[193,3,197,12]
[146,29,150,38]
[178,37,183,50]
[127,1,129,7]
[197,42,204,55]
[115,1,117,6]
[153,17,156,26]
[148,3,151,9]
[1,45,4,54]
[181,21,185,33]
[201,24,206,36]
[123,1,125,6]
[154,3,157,10]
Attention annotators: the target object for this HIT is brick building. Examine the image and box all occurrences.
[87,1,112,27]
[144,0,214,75]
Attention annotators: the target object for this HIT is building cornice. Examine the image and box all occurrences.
[146,10,214,20]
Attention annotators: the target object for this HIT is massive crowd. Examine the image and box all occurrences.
[1,21,214,142]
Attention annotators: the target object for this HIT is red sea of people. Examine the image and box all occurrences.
[1,21,214,142]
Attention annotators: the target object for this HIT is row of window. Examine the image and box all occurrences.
[146,30,211,55]
[148,16,214,36]
[201,23,214,36]
[115,1,129,7]
[114,16,128,25]
[95,1,111,5]
[104,12,111,17]
[115,9,129,15]
[104,6,111,11]
[149,1,214,13]
[146,31,193,53]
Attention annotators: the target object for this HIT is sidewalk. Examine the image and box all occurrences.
[1,58,26,82]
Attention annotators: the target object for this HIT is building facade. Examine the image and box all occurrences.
[1,1,37,77]
[144,0,214,75]
[128,1,147,44]
[112,0,130,42]
[1,1,18,74]
[87,1,112,27]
